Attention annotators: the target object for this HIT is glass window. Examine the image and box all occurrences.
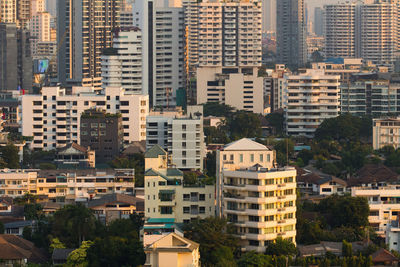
[239,154,243,162]
[250,154,254,162]
[259,154,263,162]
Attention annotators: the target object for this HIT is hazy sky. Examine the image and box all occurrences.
[306,0,342,20]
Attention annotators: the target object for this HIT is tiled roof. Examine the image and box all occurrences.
[371,248,398,263]
[348,164,399,186]
[224,138,269,151]
[88,193,141,208]
[52,248,75,261]
[0,235,47,263]
[144,145,167,158]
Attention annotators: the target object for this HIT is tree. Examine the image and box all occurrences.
[50,238,66,253]
[342,240,353,257]
[229,111,262,139]
[238,251,273,267]
[297,149,314,166]
[110,153,144,187]
[274,138,295,166]
[204,151,216,177]
[265,112,284,136]
[183,172,198,185]
[203,102,234,117]
[51,204,98,247]
[265,237,297,256]
[183,217,239,267]
[0,144,20,168]
[107,218,140,239]
[0,221,4,234]
[311,50,324,63]
[87,236,145,267]
[39,162,57,170]
[24,203,43,220]
[66,240,93,267]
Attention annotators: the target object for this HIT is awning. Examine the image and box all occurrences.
[159,190,175,194]
[143,224,175,229]
[147,218,175,223]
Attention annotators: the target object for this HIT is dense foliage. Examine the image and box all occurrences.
[110,153,144,187]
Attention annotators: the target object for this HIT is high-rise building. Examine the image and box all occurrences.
[0,23,32,91]
[198,0,262,67]
[132,0,184,107]
[216,138,297,252]
[283,69,340,138]
[45,0,57,18]
[16,0,30,27]
[57,0,121,88]
[373,117,400,150]
[0,0,17,23]
[30,11,51,55]
[276,0,306,69]
[101,27,143,94]
[325,0,398,69]
[262,0,276,33]
[314,7,324,36]
[31,0,45,16]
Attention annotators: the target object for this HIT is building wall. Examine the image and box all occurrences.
[373,118,400,150]
[197,67,264,114]
[283,69,340,138]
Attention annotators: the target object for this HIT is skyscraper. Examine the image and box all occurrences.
[0,0,17,23]
[262,0,276,33]
[314,7,324,36]
[276,0,306,69]
[57,0,121,88]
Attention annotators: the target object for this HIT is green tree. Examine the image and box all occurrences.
[39,162,57,169]
[183,217,239,267]
[51,204,98,247]
[87,236,145,267]
[265,237,297,256]
[110,153,144,187]
[24,203,43,220]
[203,102,234,117]
[204,151,216,177]
[229,111,262,139]
[50,238,66,253]
[274,138,295,166]
[183,172,198,185]
[297,149,314,166]
[265,112,284,136]
[238,251,273,267]
[342,240,353,257]
[0,144,20,168]
[107,218,140,239]
[66,240,93,267]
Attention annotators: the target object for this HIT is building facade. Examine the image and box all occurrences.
[373,117,400,150]
[21,87,148,150]
[216,138,296,252]
[80,109,124,163]
[197,67,264,114]
[144,146,215,224]
[283,69,340,138]
[101,27,143,94]
[276,0,307,69]
[57,0,121,88]
[29,11,50,55]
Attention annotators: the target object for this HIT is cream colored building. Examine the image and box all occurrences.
[197,67,264,114]
[144,232,200,267]
[283,69,340,138]
[216,138,296,252]
[0,169,135,202]
[144,145,215,224]
[352,185,400,238]
[373,117,400,150]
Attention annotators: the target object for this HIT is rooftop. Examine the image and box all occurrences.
[144,145,167,158]
[224,138,270,151]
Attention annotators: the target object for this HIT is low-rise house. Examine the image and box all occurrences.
[52,248,74,266]
[88,193,144,224]
[371,248,399,266]
[55,143,95,169]
[0,234,47,265]
[0,197,12,213]
[4,220,36,236]
[316,176,347,196]
[298,241,367,258]
[144,232,200,267]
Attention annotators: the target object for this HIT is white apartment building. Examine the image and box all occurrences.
[324,0,399,69]
[21,87,148,150]
[0,0,16,23]
[31,0,45,16]
[132,0,184,107]
[197,67,264,114]
[352,185,400,238]
[198,0,262,67]
[146,107,204,170]
[216,138,296,252]
[373,117,400,150]
[263,64,287,112]
[324,3,357,59]
[144,145,215,224]
[30,12,51,55]
[101,27,143,94]
[283,69,340,138]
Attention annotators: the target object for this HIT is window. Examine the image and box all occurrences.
[267,154,270,162]
[199,194,205,201]
[248,228,259,234]
[322,188,332,192]
[183,207,190,213]
[248,240,259,246]
[239,154,243,162]
[223,155,227,160]
[183,194,190,201]
[259,154,263,162]
[199,207,205,214]
[230,154,234,161]
[160,206,173,214]
[250,154,254,162]
[249,216,259,222]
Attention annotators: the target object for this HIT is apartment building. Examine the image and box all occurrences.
[263,64,288,112]
[324,3,357,59]
[0,0,17,23]
[57,0,121,88]
[29,11,50,55]
[216,138,296,252]
[283,69,340,138]
[198,0,262,68]
[324,0,398,69]
[352,185,400,238]
[21,87,148,150]
[146,107,204,170]
[0,169,135,201]
[311,58,363,84]
[373,117,400,150]
[144,145,215,224]
[101,27,143,94]
[276,0,307,69]
[340,74,400,117]
[197,67,264,114]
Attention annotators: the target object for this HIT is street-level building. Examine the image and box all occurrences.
[373,117,400,150]
[216,138,296,253]
[144,145,215,224]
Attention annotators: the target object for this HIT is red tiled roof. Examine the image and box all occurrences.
[0,235,47,263]
[371,248,398,263]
